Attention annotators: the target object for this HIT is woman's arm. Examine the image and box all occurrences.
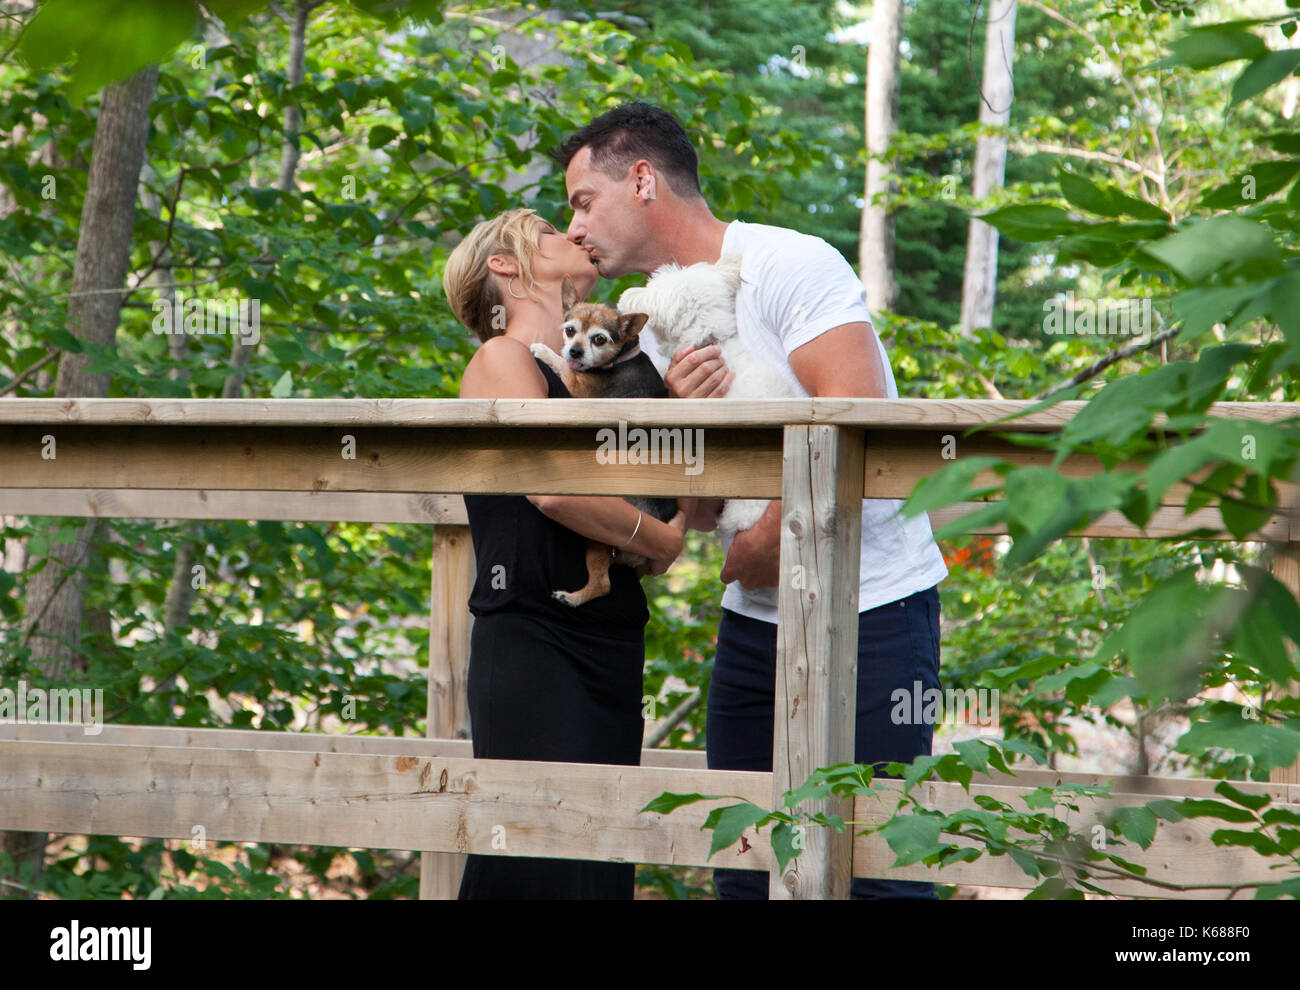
[460,337,686,565]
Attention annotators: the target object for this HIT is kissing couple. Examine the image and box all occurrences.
[443,102,947,900]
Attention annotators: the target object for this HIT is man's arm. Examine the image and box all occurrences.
[719,321,885,589]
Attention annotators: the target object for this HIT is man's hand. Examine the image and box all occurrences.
[719,500,782,589]
[664,345,734,399]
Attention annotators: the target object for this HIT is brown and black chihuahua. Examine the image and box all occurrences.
[530,275,679,606]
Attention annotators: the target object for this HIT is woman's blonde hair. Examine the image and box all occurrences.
[442,208,544,343]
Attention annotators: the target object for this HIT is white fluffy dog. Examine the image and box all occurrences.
[618,254,794,542]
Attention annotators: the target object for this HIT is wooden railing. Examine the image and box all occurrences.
[1,397,1297,899]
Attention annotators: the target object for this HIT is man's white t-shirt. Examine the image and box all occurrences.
[637,219,949,624]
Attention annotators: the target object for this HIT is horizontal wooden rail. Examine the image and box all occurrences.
[4,723,1294,802]
[1,727,1294,897]
[1,397,1297,429]
[0,490,1294,541]
[3,431,1294,505]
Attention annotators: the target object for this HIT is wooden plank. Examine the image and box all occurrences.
[771,425,864,899]
[0,740,773,870]
[0,425,785,499]
[420,525,474,900]
[0,722,714,771]
[863,431,1207,505]
[5,723,1292,803]
[1269,544,1300,787]
[1,397,1295,430]
[929,502,1294,542]
[851,778,1300,898]
[2,490,1292,542]
[0,489,469,524]
[2,736,1293,895]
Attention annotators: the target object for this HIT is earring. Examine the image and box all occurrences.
[507,275,527,299]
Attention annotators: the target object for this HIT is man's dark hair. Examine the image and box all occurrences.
[549,102,703,199]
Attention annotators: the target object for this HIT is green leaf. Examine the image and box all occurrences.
[1177,799,1262,823]
[1200,161,1300,209]
[1210,829,1280,855]
[1094,568,1220,703]
[706,803,770,860]
[953,738,990,774]
[1025,877,1083,899]
[47,327,85,353]
[1141,216,1279,281]
[1113,806,1158,850]
[1059,168,1167,220]
[1212,780,1270,811]
[1178,716,1300,770]
[270,371,293,398]
[880,814,943,866]
[18,0,198,105]
[900,457,1004,517]
[1007,846,1040,878]
[770,821,802,874]
[1231,50,1300,107]
[640,791,723,815]
[1161,29,1267,69]
[978,204,1075,242]
[367,124,398,149]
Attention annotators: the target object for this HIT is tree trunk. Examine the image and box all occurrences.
[5,64,159,898]
[223,0,317,398]
[860,0,903,317]
[960,0,1017,335]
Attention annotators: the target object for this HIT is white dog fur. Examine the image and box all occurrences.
[618,254,794,542]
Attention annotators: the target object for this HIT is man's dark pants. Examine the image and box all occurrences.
[706,584,942,899]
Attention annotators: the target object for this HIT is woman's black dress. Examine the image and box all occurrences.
[456,357,648,900]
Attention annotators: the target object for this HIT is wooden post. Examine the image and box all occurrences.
[419,524,475,899]
[1269,543,1300,786]
[771,425,864,899]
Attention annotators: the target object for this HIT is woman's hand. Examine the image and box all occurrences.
[646,508,688,576]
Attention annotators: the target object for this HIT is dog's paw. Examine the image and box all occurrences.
[530,343,553,358]
[551,589,579,607]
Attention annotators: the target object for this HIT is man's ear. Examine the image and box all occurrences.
[619,312,648,338]
[561,275,579,312]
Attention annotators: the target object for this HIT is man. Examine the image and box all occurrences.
[551,103,947,899]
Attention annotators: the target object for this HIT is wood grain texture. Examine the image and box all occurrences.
[420,525,475,899]
[1,396,1295,429]
[0,488,469,524]
[1269,544,1300,787]
[851,777,1300,898]
[2,492,1293,542]
[0,425,784,498]
[0,740,772,869]
[772,425,864,899]
[1,734,1292,895]
[3,724,1292,802]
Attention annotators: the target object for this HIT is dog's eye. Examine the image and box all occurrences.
[564,325,575,337]
[592,334,607,346]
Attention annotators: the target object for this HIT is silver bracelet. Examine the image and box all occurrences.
[622,509,643,547]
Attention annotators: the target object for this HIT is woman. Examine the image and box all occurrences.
[442,208,690,899]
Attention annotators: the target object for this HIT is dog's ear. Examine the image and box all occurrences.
[618,312,649,339]
[560,275,579,312]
